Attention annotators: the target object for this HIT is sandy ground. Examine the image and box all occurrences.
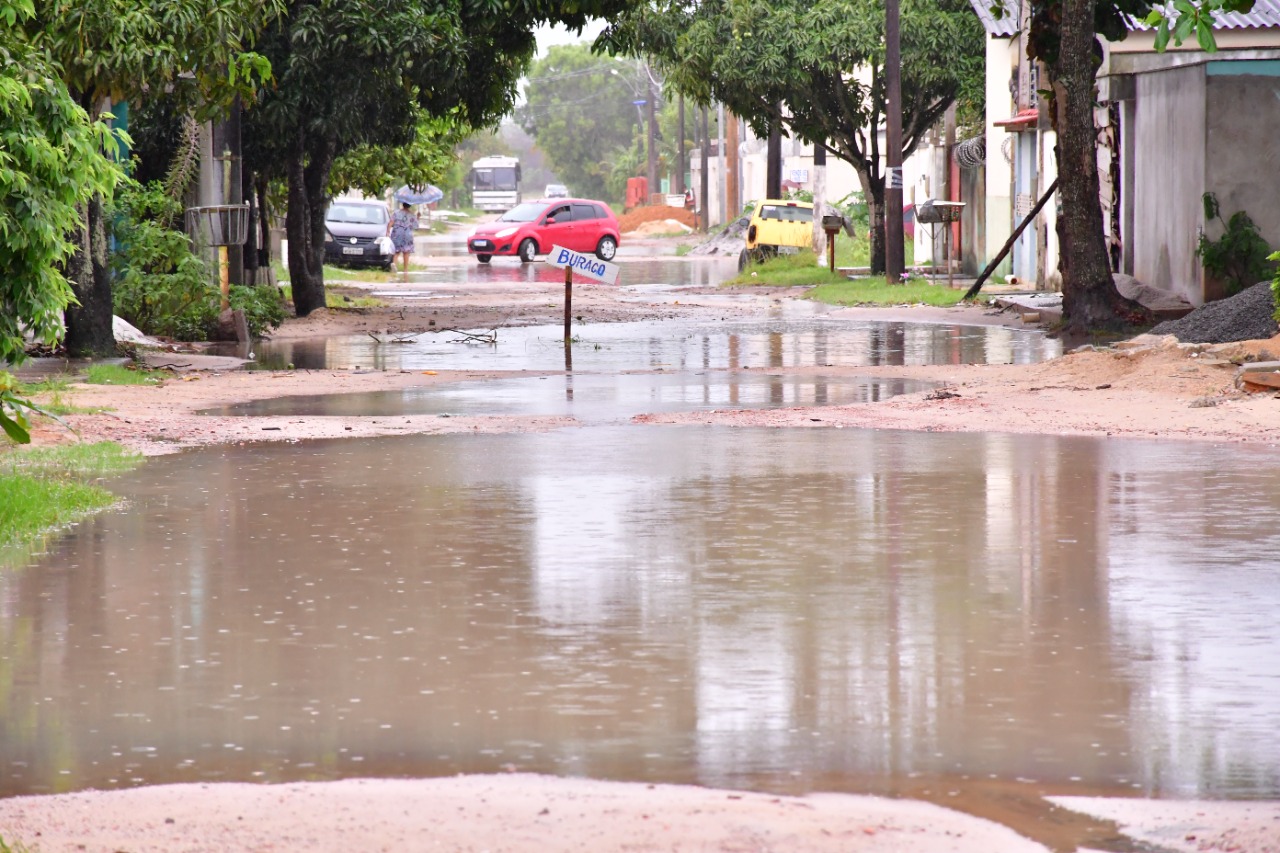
[10,248,1280,851]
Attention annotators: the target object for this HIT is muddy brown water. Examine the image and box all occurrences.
[241,313,1061,373]
[4,426,1280,850]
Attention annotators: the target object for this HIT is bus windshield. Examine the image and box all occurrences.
[471,167,518,191]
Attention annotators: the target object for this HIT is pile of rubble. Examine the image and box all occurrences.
[1151,281,1278,343]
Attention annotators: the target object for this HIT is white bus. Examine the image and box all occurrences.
[468,155,521,212]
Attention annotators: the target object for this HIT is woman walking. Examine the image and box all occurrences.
[388,202,418,276]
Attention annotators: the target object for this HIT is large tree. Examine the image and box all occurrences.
[599,0,984,272]
[517,45,651,201]
[0,0,122,366]
[244,0,632,317]
[1024,0,1254,333]
[29,0,282,357]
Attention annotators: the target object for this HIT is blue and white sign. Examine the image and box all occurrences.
[545,245,620,285]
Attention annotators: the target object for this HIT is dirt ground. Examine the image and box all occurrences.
[11,250,1280,851]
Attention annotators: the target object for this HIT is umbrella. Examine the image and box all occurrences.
[394,184,443,206]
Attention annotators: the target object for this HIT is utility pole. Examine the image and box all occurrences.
[884,0,905,284]
[717,102,726,226]
[700,105,710,231]
[725,111,739,217]
[676,96,686,195]
[645,63,657,198]
[766,119,782,200]
[812,141,827,260]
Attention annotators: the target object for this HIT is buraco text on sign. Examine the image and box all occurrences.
[544,245,620,284]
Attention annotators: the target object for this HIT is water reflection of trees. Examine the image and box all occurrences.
[3,432,1279,798]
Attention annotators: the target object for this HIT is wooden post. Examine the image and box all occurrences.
[219,246,230,311]
[828,232,836,273]
[563,264,573,342]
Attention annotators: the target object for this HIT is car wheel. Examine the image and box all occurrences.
[595,235,617,261]
[518,239,538,263]
[737,249,750,272]
[476,254,492,264]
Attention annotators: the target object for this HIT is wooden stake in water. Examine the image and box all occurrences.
[564,264,573,343]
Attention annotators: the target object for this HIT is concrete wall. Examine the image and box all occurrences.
[982,36,1015,278]
[1132,64,1206,305]
[1204,62,1280,298]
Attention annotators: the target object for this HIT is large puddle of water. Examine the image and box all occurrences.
[245,315,1060,374]
[5,427,1279,812]
[202,373,935,422]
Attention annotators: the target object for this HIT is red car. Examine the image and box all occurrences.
[468,198,621,264]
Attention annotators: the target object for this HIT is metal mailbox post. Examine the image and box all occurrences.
[185,204,250,310]
[821,213,844,274]
[915,200,965,289]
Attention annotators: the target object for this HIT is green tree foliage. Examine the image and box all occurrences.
[330,108,468,199]
[0,0,122,367]
[599,0,984,272]
[28,0,282,357]
[517,46,652,201]
[244,0,631,318]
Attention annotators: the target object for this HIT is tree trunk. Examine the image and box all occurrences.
[1053,0,1150,333]
[63,90,117,358]
[63,195,116,358]
[766,121,782,200]
[857,169,886,275]
[285,135,332,317]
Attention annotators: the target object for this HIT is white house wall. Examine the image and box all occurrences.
[984,36,1015,278]
[1132,64,1207,305]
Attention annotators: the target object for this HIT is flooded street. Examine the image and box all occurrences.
[5,251,1279,850]
[4,428,1280,810]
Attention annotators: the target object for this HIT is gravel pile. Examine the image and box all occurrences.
[1149,281,1278,343]
[687,216,748,256]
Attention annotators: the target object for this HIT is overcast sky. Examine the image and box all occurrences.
[534,20,607,58]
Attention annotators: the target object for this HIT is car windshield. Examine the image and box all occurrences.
[326,204,387,225]
[759,204,812,223]
[499,202,548,223]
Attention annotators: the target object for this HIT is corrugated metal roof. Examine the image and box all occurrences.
[971,0,1280,37]
[970,0,1020,37]
[1194,0,1280,29]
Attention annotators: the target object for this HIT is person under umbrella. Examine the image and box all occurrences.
[387,202,418,276]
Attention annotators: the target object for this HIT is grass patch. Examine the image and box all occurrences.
[0,442,142,564]
[327,288,386,310]
[277,284,387,310]
[17,377,109,416]
[807,276,968,307]
[322,265,394,283]
[728,251,850,287]
[82,364,162,386]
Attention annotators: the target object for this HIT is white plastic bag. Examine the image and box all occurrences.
[378,236,395,255]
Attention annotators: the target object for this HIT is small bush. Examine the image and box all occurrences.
[110,177,284,340]
[1270,250,1280,323]
[1197,193,1275,297]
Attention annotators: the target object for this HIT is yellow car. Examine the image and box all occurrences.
[739,199,814,270]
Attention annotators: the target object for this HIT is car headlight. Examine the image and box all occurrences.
[495,227,518,239]
[324,231,333,243]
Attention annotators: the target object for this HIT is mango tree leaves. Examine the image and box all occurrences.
[0,6,122,366]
